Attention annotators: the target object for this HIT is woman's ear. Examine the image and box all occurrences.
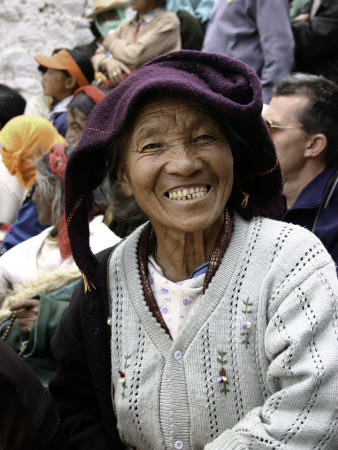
[117,166,134,196]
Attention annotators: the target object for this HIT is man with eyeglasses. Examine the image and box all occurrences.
[263,72,338,271]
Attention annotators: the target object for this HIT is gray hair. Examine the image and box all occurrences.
[34,143,77,228]
[35,158,63,228]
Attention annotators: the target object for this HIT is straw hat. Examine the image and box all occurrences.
[87,0,130,18]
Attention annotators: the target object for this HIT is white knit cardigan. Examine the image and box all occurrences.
[108,214,338,449]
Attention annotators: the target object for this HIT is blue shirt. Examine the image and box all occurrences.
[280,164,338,272]
[0,194,47,254]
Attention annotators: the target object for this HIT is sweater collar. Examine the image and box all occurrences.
[137,209,234,338]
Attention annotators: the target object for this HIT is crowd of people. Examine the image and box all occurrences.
[0,0,337,448]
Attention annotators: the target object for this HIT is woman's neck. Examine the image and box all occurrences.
[151,216,224,282]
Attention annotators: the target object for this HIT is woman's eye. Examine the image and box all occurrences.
[193,134,215,143]
[141,143,162,151]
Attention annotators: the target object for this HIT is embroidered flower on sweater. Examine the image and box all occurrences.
[241,298,253,348]
[242,297,253,315]
[216,351,230,396]
[118,354,132,400]
[217,367,227,383]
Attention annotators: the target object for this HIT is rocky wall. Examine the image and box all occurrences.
[0,0,93,100]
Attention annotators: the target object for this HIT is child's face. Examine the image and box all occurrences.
[42,68,71,100]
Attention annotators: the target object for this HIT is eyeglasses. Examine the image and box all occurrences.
[265,119,304,133]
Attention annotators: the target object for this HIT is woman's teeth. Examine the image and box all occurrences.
[168,186,208,200]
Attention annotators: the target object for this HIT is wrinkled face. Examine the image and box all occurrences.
[65,107,88,145]
[42,68,70,100]
[118,97,234,235]
[32,173,55,225]
[263,94,310,180]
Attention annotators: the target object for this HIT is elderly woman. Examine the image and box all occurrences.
[50,51,338,449]
[0,115,65,253]
[0,143,120,385]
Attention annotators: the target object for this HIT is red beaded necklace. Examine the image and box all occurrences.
[137,209,234,338]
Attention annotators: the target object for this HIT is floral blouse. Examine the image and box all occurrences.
[147,256,206,339]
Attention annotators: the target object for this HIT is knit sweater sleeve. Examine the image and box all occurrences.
[205,247,338,448]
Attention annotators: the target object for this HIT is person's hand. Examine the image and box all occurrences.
[105,58,131,85]
[10,299,40,333]
[294,13,310,21]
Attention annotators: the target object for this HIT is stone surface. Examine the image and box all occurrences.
[0,0,93,100]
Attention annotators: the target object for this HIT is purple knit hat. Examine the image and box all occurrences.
[65,50,283,290]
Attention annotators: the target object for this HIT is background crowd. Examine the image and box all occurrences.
[0,0,337,448]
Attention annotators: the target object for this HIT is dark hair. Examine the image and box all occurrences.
[68,91,96,117]
[90,20,101,39]
[0,84,26,129]
[273,73,338,167]
[61,49,95,85]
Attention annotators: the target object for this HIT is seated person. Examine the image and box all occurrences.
[75,0,130,59]
[0,115,65,254]
[0,143,120,386]
[91,0,181,86]
[65,84,106,144]
[50,50,338,448]
[291,0,338,84]
[34,49,94,136]
[263,72,338,271]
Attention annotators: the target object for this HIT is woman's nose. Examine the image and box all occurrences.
[165,148,204,176]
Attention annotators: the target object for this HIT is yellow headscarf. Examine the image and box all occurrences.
[0,115,65,188]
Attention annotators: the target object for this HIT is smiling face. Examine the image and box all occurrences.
[118,97,234,237]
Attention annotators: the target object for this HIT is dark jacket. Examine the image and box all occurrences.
[292,0,338,83]
[280,164,338,270]
[49,247,125,449]
[0,339,66,449]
